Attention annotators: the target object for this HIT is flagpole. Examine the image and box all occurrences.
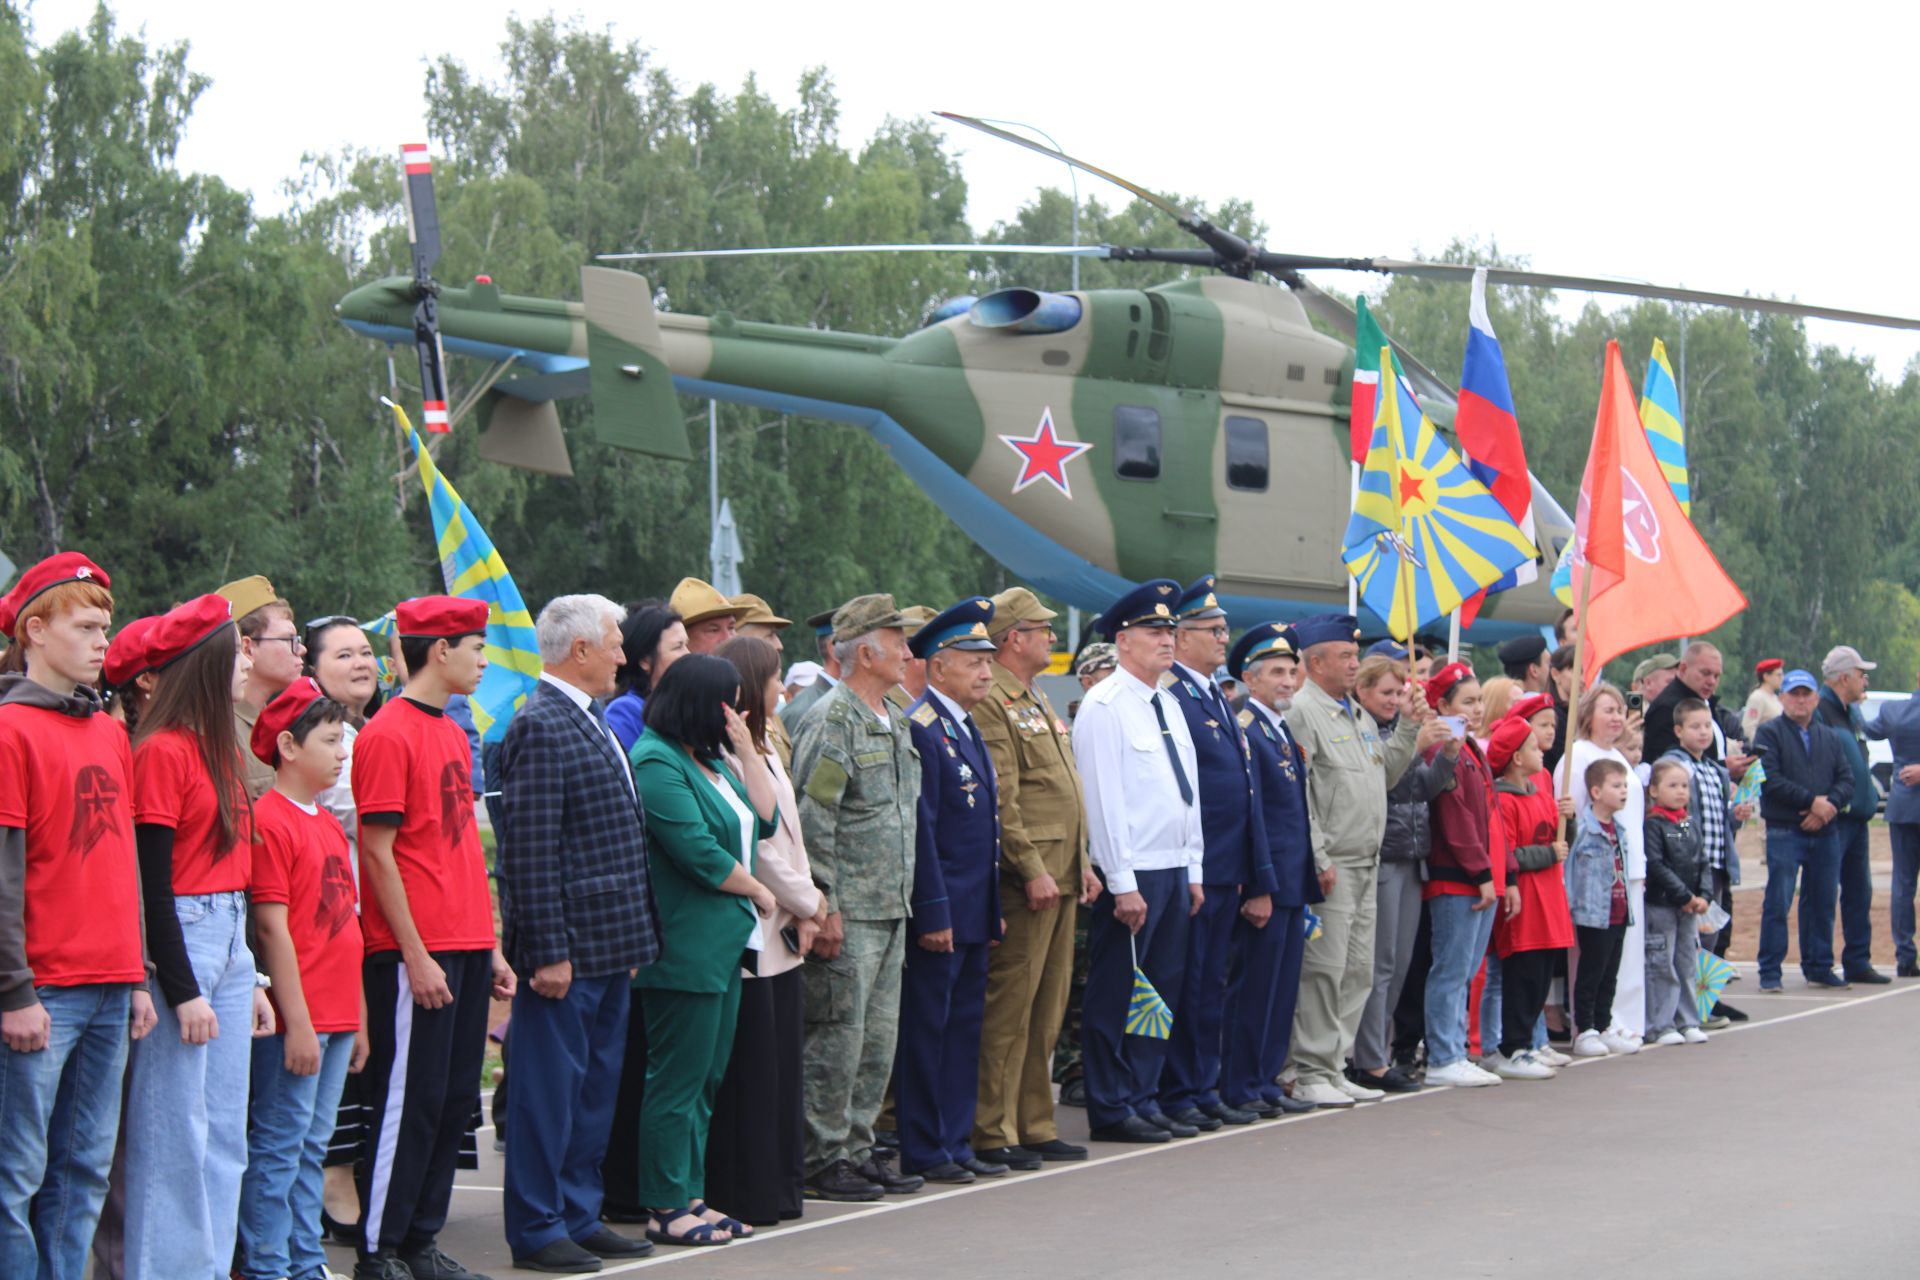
[1347,460,1361,617]
[1447,609,1461,665]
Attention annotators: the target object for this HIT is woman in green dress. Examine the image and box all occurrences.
[629,654,779,1246]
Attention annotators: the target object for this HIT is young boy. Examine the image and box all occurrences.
[352,596,515,1280]
[1487,718,1573,1079]
[0,553,156,1277]
[1566,758,1633,1057]
[1642,760,1713,1046]
[1659,699,1750,977]
[239,677,367,1280]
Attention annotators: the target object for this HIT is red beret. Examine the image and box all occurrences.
[148,594,235,671]
[0,552,111,638]
[103,615,162,687]
[396,595,489,639]
[1755,658,1784,675]
[1424,661,1474,710]
[251,676,328,765]
[1486,715,1537,775]
[1506,692,1555,725]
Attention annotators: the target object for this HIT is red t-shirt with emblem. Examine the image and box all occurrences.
[352,698,495,955]
[251,789,363,1032]
[0,702,145,988]
[131,727,252,894]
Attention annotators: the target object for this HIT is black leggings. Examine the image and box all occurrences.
[1498,949,1558,1057]
[1572,924,1627,1033]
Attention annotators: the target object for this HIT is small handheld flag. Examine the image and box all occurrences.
[1693,950,1736,1024]
[1730,755,1767,811]
[1125,935,1173,1040]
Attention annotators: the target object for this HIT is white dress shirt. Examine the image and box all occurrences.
[1071,664,1204,893]
[539,670,634,796]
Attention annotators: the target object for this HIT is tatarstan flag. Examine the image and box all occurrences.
[1349,296,1390,465]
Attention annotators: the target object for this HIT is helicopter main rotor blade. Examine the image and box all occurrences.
[596,243,1111,263]
[1284,275,1460,411]
[1353,258,1920,333]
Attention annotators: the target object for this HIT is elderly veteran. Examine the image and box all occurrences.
[789,595,924,1201]
[1158,576,1277,1131]
[778,608,841,731]
[1284,614,1425,1109]
[669,578,752,655]
[1071,579,1204,1144]
[971,588,1097,1169]
[1218,623,1324,1116]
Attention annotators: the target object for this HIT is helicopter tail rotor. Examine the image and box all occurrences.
[400,143,451,432]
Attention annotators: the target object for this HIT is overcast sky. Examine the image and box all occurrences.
[27,0,1920,379]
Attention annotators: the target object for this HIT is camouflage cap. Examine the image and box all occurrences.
[1075,642,1118,676]
[832,593,906,643]
[1631,652,1680,683]
[987,586,1057,639]
[729,592,792,629]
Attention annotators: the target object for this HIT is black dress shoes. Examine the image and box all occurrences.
[513,1238,602,1274]
[859,1153,925,1194]
[576,1226,651,1258]
[1352,1065,1422,1094]
[1089,1115,1171,1143]
[1847,967,1893,985]
[960,1155,1010,1178]
[913,1161,976,1184]
[976,1145,1043,1171]
[1146,1112,1201,1138]
[1020,1138,1088,1162]
[804,1158,884,1202]
[1270,1091,1317,1114]
[1900,962,1920,978]
[1198,1100,1258,1125]
[1230,1098,1283,1119]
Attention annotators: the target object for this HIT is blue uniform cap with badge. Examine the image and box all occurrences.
[1227,621,1300,681]
[1365,638,1409,660]
[1174,574,1227,623]
[1291,612,1362,651]
[1093,578,1182,639]
[907,596,999,660]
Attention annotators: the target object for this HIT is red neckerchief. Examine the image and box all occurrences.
[1649,804,1690,823]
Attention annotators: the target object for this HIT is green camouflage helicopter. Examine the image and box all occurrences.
[338,118,1920,639]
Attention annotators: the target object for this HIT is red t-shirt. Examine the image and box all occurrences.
[1493,772,1575,956]
[131,727,251,894]
[252,789,363,1032]
[0,702,145,987]
[352,698,494,955]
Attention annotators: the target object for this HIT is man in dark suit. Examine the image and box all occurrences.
[896,598,1005,1184]
[1865,671,1920,976]
[1158,576,1278,1129]
[1753,669,1854,994]
[496,594,660,1273]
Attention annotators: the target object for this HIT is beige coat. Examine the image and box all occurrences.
[744,746,824,978]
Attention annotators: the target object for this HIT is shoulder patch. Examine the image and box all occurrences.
[910,702,939,727]
[804,756,850,807]
[1236,708,1255,729]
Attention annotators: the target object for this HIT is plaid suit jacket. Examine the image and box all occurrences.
[495,679,659,978]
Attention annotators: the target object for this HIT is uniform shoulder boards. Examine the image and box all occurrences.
[909,702,940,727]
[1236,708,1255,729]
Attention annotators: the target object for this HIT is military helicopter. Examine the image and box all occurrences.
[337,116,1920,639]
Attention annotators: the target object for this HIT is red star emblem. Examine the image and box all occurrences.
[1000,408,1094,498]
[1397,467,1428,508]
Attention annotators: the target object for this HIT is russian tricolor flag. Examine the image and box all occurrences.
[1455,268,1537,615]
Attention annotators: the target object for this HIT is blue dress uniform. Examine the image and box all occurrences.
[1159,577,1277,1123]
[896,599,1004,1178]
[1219,623,1323,1111]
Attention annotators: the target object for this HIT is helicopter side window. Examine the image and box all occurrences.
[1224,416,1269,492]
[1113,405,1162,481]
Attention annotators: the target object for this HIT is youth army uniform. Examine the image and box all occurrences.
[790,595,922,1190]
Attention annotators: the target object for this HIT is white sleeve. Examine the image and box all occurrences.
[1073,697,1137,895]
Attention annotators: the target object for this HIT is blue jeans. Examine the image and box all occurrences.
[238,1031,355,1280]
[1424,893,1496,1068]
[1835,818,1875,975]
[1758,826,1841,985]
[124,891,255,1278]
[0,983,130,1280]
[1892,823,1920,969]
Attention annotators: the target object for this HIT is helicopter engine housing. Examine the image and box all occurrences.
[968,288,1084,334]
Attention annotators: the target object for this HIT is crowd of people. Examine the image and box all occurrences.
[2,550,1917,1280]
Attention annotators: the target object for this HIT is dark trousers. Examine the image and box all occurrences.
[1391,899,1433,1063]
[1498,949,1557,1057]
[1707,867,1735,958]
[502,972,628,1257]
[1159,884,1241,1113]
[1836,818,1875,976]
[1082,868,1190,1129]
[358,949,490,1256]
[1571,925,1626,1033]
[705,970,804,1226]
[1219,904,1306,1107]
[600,987,648,1216]
[895,940,991,1173]
[1892,823,1920,970]
[1758,824,1841,984]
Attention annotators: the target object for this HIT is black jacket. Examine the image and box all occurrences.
[1378,716,1455,864]
[1643,810,1710,908]
[1643,673,1740,764]
[1753,713,1853,829]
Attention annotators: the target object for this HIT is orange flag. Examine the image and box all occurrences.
[1566,341,1746,686]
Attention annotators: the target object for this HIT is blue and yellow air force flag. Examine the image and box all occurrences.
[1343,349,1538,641]
[1125,936,1173,1040]
[389,401,541,742]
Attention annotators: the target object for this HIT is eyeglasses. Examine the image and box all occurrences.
[1012,623,1055,636]
[256,634,305,652]
[1185,625,1231,639]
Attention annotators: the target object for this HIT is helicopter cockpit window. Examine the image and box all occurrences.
[1224,416,1269,492]
[1113,405,1162,480]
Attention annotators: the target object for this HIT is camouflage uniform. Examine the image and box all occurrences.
[793,675,921,1177]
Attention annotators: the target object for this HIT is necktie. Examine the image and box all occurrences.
[1151,693,1195,806]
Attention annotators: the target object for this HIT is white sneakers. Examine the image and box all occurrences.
[1651,1028,1687,1047]
[1487,1050,1558,1080]
[1572,1030,1610,1057]
[1334,1076,1386,1102]
[1293,1080,1358,1108]
[1532,1044,1573,1068]
[1598,1029,1642,1055]
[1425,1059,1503,1088]
[1681,1025,1711,1044]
